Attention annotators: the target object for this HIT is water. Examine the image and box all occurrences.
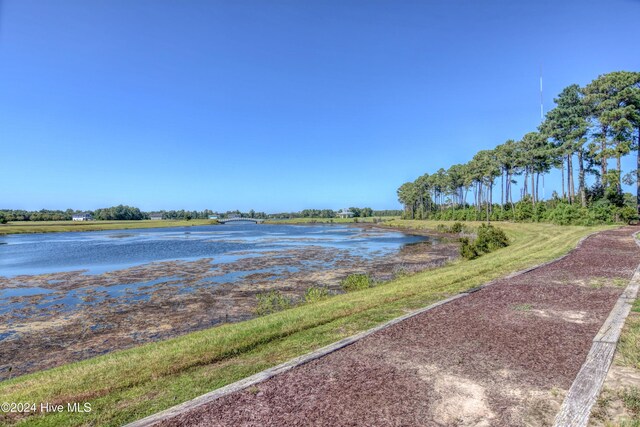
[0,223,429,277]
[0,223,435,319]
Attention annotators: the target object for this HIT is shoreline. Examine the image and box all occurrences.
[0,219,219,236]
[0,217,398,236]
[265,218,461,241]
[0,218,446,242]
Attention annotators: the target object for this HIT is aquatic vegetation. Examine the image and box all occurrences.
[304,286,330,303]
[255,291,292,315]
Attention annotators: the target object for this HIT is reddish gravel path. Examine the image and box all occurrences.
[160,227,640,427]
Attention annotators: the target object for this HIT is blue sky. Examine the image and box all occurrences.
[1,0,639,212]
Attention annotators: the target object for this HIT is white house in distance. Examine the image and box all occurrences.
[149,213,163,220]
[72,213,93,221]
[336,209,354,218]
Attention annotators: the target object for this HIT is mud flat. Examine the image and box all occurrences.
[0,226,458,380]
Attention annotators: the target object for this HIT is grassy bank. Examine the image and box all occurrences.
[0,219,217,235]
[0,221,610,426]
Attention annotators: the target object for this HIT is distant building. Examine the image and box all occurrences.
[336,209,354,218]
[72,213,93,221]
[208,215,218,220]
[228,213,241,219]
[149,214,163,220]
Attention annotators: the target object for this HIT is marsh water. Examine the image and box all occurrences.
[0,223,428,315]
[0,223,458,379]
[0,223,427,277]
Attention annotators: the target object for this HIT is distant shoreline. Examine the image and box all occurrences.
[0,217,449,239]
[265,217,457,239]
[0,217,401,236]
[0,219,218,236]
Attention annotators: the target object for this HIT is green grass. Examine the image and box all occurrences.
[621,387,640,415]
[0,221,610,426]
[0,219,217,235]
[615,298,640,370]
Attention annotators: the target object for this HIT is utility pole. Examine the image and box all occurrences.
[540,64,545,201]
[539,64,544,122]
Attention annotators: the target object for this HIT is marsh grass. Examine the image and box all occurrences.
[304,287,330,303]
[341,273,373,292]
[0,221,610,427]
[0,219,215,235]
[255,291,292,316]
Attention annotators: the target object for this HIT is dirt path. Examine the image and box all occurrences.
[158,227,640,427]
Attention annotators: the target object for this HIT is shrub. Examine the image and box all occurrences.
[619,206,640,224]
[255,290,291,315]
[515,198,535,221]
[546,202,589,225]
[459,225,509,260]
[341,273,372,292]
[588,199,615,223]
[436,222,466,234]
[474,224,509,253]
[460,237,479,260]
[304,286,330,303]
[605,186,625,207]
[450,222,463,233]
[533,203,547,222]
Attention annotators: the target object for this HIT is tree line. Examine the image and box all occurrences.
[0,209,81,222]
[397,71,640,225]
[0,206,148,222]
[0,206,403,223]
[269,208,401,219]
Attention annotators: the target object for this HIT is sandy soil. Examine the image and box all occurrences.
[589,364,640,425]
[0,227,458,380]
[158,227,640,427]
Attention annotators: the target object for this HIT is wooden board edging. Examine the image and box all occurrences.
[124,294,468,427]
